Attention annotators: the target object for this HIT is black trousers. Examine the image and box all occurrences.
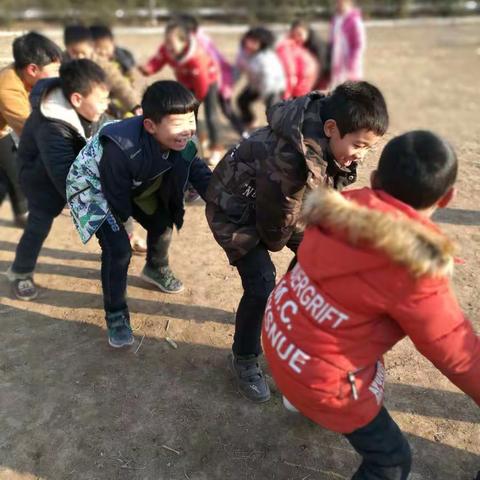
[232,234,302,357]
[195,83,221,149]
[11,208,57,275]
[237,87,283,126]
[95,205,173,315]
[345,407,412,480]
[0,134,27,216]
[218,95,245,136]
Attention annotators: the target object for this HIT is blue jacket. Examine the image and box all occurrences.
[67,115,211,243]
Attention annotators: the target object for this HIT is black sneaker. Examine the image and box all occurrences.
[230,354,271,403]
[106,311,134,348]
[11,277,38,301]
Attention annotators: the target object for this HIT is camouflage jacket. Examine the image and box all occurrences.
[205,91,357,264]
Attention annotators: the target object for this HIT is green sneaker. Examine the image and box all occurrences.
[140,265,184,294]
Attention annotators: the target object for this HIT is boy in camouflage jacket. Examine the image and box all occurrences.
[205,81,389,402]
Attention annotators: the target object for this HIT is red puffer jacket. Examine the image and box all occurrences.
[262,187,480,433]
[143,37,218,102]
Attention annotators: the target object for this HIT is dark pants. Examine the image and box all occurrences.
[195,83,221,149]
[11,208,56,275]
[95,205,173,315]
[0,134,28,217]
[344,407,412,480]
[237,87,283,126]
[232,233,302,357]
[218,95,245,136]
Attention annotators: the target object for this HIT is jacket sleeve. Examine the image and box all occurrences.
[98,139,133,222]
[142,46,167,75]
[391,277,480,406]
[0,83,30,137]
[188,156,212,200]
[36,121,78,199]
[101,60,141,112]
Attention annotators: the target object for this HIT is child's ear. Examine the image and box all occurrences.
[143,118,156,135]
[25,63,39,78]
[70,92,83,109]
[323,119,337,138]
[437,187,456,209]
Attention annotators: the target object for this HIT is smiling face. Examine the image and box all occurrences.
[94,37,115,60]
[66,41,94,60]
[143,112,197,151]
[324,119,380,167]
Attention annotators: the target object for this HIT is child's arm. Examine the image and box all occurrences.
[98,139,133,222]
[0,83,30,137]
[187,156,212,200]
[35,122,79,199]
[101,60,141,113]
[139,45,167,76]
[391,277,480,405]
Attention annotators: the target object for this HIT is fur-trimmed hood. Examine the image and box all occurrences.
[302,187,455,278]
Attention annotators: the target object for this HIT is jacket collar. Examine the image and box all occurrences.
[302,187,455,278]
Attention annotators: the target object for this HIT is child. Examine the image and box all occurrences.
[0,31,62,227]
[262,131,480,479]
[139,21,223,165]
[64,25,141,116]
[66,80,212,348]
[330,0,366,88]
[89,24,136,78]
[206,81,388,402]
[234,27,286,130]
[276,20,319,99]
[6,59,109,300]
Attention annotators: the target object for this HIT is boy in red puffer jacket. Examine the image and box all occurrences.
[263,130,480,480]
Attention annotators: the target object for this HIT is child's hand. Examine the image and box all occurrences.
[137,65,150,77]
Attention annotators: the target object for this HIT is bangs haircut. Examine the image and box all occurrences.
[243,27,275,51]
[60,59,107,100]
[377,130,458,209]
[13,32,62,69]
[90,24,114,41]
[141,80,199,123]
[64,25,92,46]
[323,81,389,137]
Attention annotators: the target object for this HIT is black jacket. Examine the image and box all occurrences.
[18,77,102,216]
[98,116,212,228]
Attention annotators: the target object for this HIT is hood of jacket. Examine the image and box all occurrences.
[31,77,86,138]
[300,187,455,281]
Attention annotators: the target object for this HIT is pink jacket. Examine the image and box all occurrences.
[276,37,318,99]
[330,8,365,88]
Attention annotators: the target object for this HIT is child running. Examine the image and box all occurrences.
[139,21,223,165]
[206,81,388,402]
[66,80,212,348]
[0,32,62,227]
[263,130,480,479]
[6,59,109,300]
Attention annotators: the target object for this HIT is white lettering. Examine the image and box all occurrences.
[288,349,311,374]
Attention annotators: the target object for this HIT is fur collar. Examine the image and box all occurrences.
[302,188,455,278]
[40,87,85,138]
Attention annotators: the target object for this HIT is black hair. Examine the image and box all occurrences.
[323,81,389,137]
[12,32,62,69]
[60,59,107,101]
[171,14,199,34]
[64,25,92,46]
[376,130,458,209]
[242,26,275,51]
[141,80,199,123]
[89,24,114,41]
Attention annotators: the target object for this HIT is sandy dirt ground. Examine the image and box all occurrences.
[0,21,479,480]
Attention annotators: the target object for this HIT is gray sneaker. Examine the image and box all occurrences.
[230,354,271,403]
[141,265,184,294]
[12,277,38,301]
[106,311,134,348]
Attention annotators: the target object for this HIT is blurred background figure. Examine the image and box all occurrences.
[0,32,62,228]
[139,20,224,166]
[276,20,320,99]
[234,26,285,131]
[329,0,366,88]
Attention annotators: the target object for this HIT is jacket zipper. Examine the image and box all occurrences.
[347,371,359,401]
[67,185,90,201]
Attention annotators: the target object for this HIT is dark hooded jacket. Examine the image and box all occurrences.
[17,77,104,216]
[205,91,357,264]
